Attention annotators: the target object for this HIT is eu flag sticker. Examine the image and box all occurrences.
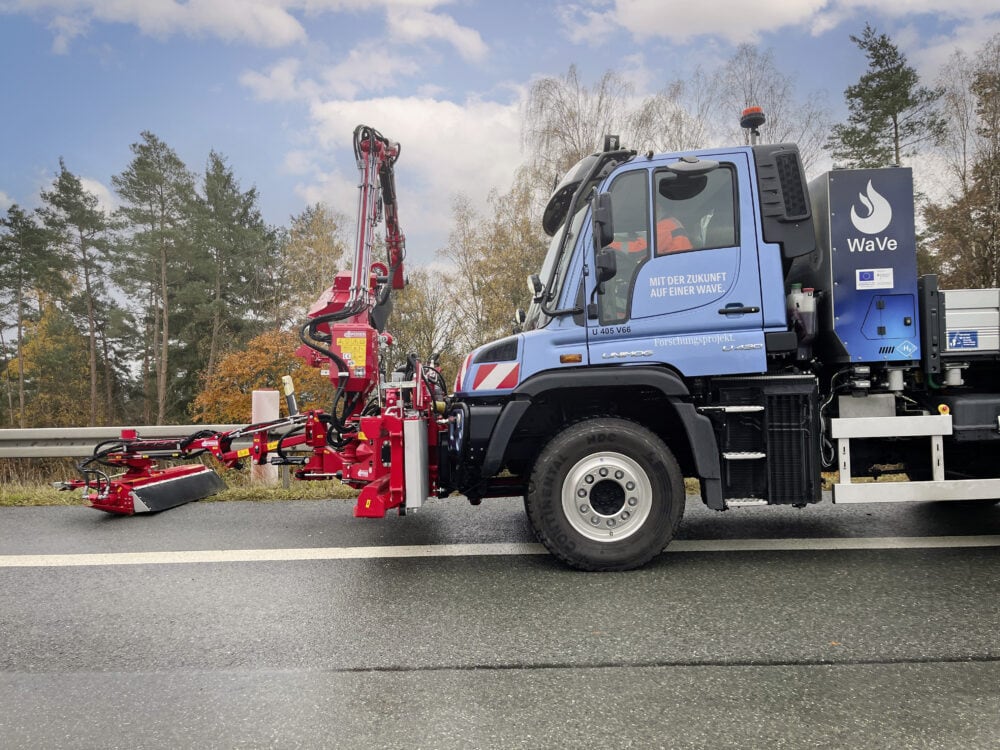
[856,268,893,290]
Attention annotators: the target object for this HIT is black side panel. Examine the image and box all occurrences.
[918,274,943,376]
[752,143,815,260]
[706,375,821,505]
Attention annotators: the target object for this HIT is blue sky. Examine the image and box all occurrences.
[1,1,998,267]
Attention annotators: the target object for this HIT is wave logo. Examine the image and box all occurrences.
[850,180,893,235]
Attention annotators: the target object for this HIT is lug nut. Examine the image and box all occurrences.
[626,481,635,491]
[628,497,638,507]
[599,468,608,478]
[577,488,587,498]
[615,470,624,480]
[579,504,589,514]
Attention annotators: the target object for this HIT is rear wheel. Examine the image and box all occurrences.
[525,418,684,571]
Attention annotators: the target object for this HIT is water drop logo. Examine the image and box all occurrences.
[850,180,893,235]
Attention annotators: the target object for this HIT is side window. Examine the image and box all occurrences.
[600,170,649,324]
[654,165,738,255]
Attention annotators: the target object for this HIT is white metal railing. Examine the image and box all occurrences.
[0,425,242,459]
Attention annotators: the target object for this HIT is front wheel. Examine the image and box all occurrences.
[525,418,684,571]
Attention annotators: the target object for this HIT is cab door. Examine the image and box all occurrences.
[585,153,768,376]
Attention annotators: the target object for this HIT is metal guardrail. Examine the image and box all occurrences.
[0,425,242,459]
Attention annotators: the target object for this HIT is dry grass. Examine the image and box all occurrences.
[0,460,358,508]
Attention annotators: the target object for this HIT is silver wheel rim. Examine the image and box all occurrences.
[561,450,653,542]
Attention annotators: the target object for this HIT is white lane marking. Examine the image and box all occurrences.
[0,543,548,568]
[0,536,998,568]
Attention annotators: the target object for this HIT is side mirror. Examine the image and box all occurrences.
[595,247,617,292]
[527,274,543,302]
[512,308,526,334]
[592,192,614,250]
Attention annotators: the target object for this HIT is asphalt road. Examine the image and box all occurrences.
[1,494,998,749]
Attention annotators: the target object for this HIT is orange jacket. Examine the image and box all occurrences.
[609,218,692,255]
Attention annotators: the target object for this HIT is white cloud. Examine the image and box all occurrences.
[386,6,488,62]
[48,13,87,53]
[240,58,319,102]
[9,0,489,57]
[319,41,421,98]
[908,17,1000,78]
[293,169,357,223]
[607,0,828,43]
[282,149,316,175]
[825,0,999,18]
[560,0,999,47]
[79,176,117,214]
[557,2,617,45]
[241,44,423,102]
[10,0,308,48]
[0,190,13,211]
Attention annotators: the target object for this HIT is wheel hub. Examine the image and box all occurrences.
[562,451,652,542]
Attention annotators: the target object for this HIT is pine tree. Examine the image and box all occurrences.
[828,24,945,168]
[39,160,115,425]
[174,151,279,405]
[0,205,65,427]
[112,132,197,424]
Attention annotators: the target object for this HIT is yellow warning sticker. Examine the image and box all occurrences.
[337,336,367,367]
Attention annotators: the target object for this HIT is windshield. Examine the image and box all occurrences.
[524,147,634,330]
[525,201,589,330]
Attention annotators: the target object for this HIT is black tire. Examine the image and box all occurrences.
[525,417,684,571]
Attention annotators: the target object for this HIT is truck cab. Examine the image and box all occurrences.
[444,140,823,569]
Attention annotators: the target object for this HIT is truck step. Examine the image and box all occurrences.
[725,498,769,507]
[722,451,766,460]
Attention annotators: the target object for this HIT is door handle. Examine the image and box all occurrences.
[718,304,760,315]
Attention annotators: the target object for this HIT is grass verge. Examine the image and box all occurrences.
[0,467,358,508]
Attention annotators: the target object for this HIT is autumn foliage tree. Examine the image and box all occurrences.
[190,328,335,423]
[925,34,1000,288]
[18,305,94,427]
[386,267,464,381]
[442,176,548,354]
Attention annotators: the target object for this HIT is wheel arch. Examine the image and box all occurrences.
[480,367,722,507]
